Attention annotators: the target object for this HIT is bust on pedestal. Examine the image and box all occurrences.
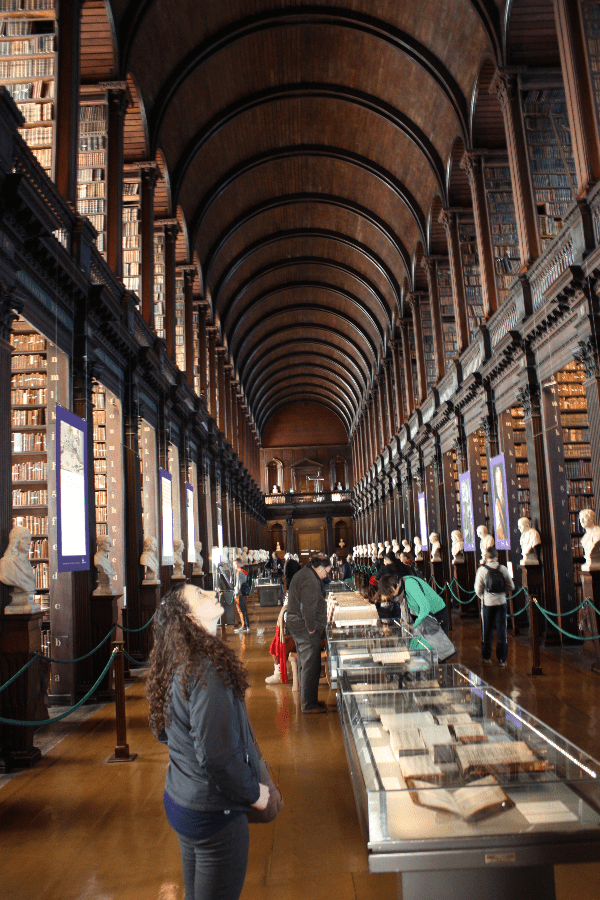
[93,535,117,596]
[402,539,411,555]
[429,533,442,562]
[392,539,400,555]
[192,541,204,577]
[518,517,541,566]
[476,525,495,565]
[0,526,39,614]
[140,536,161,585]
[413,536,423,561]
[172,538,186,580]
[580,509,600,572]
[451,530,465,564]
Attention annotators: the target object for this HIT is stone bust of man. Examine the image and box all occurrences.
[580,508,600,572]
[0,525,39,613]
[140,535,160,585]
[414,536,423,561]
[476,525,495,564]
[518,517,541,566]
[192,541,204,576]
[451,529,465,564]
[429,532,442,562]
[94,535,116,595]
[402,539,411,555]
[172,538,185,580]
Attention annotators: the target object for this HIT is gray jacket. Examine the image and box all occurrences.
[164,661,261,812]
[286,565,326,635]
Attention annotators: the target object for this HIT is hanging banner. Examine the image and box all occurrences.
[418,492,428,550]
[56,405,89,572]
[185,482,196,564]
[490,453,511,550]
[160,468,174,565]
[216,502,223,553]
[459,471,476,552]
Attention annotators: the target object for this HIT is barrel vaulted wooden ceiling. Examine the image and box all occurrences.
[87,0,558,438]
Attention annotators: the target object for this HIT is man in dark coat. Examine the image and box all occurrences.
[286,555,332,713]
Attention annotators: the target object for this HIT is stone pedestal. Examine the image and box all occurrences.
[190,573,205,589]
[453,561,477,617]
[91,593,121,701]
[580,572,600,674]
[138,583,161,661]
[521,565,544,675]
[0,611,47,771]
[431,560,450,631]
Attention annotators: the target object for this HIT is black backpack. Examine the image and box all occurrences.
[483,564,506,594]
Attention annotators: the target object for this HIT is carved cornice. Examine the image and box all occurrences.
[573,338,600,379]
[0,284,24,342]
[516,384,541,422]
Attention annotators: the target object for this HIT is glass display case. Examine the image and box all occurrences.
[326,624,436,689]
[339,669,600,900]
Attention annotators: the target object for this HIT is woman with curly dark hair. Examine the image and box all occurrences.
[146,583,268,900]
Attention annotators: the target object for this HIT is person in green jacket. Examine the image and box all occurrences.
[403,576,449,634]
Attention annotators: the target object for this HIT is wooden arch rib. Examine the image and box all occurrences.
[220,257,392,336]
[227,282,386,353]
[142,9,469,144]
[244,342,368,398]
[253,364,361,417]
[257,386,353,434]
[249,357,362,412]
[261,396,349,438]
[204,194,411,290]
[191,145,428,251]
[213,229,401,317]
[121,1,500,81]
[171,85,446,209]
[81,0,117,81]
[233,307,378,376]
[238,325,373,387]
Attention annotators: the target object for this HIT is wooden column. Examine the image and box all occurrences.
[392,339,404,428]
[422,258,445,381]
[490,71,542,267]
[224,365,233,446]
[55,0,82,205]
[198,304,208,404]
[408,294,428,403]
[216,348,226,436]
[366,398,376,469]
[384,356,395,442]
[163,222,178,363]
[183,267,195,388]
[103,83,129,278]
[553,0,600,194]
[207,328,217,420]
[140,165,159,327]
[400,321,415,415]
[440,210,470,353]
[374,375,385,453]
[574,337,600,503]
[462,152,499,318]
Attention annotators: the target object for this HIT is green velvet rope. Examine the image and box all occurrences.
[116,612,156,633]
[534,601,599,641]
[0,654,39,695]
[0,650,117,726]
[123,649,148,667]
[44,624,117,664]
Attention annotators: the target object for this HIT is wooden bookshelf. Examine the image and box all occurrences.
[92,383,108,539]
[484,162,521,306]
[77,101,106,255]
[154,229,165,340]
[420,296,436,392]
[192,303,200,395]
[175,272,185,372]
[510,406,530,521]
[557,362,593,603]
[122,177,140,299]
[436,262,457,364]
[0,1,56,179]
[522,88,577,251]
[476,428,489,525]
[458,221,485,342]
[581,1,600,140]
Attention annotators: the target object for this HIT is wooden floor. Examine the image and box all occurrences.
[1,599,600,900]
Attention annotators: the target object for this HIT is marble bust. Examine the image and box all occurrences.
[476,525,495,564]
[140,536,160,585]
[93,535,116,596]
[172,538,185,580]
[451,529,465,564]
[402,539,411,555]
[0,525,39,614]
[192,541,204,576]
[414,536,423,561]
[241,546,249,564]
[580,508,600,572]
[518,517,541,566]
[392,539,400,555]
[429,532,442,562]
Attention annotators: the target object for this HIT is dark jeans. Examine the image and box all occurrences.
[177,814,249,900]
[481,603,508,663]
[433,605,449,635]
[289,626,323,710]
[236,593,249,628]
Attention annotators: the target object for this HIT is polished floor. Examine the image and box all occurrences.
[1,599,600,900]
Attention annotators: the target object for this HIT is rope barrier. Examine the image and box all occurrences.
[123,649,149,667]
[44,625,117,664]
[0,650,117,727]
[0,654,39,695]
[534,601,599,641]
[506,600,531,618]
[115,613,156,633]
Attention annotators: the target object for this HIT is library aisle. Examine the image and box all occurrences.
[1,602,600,900]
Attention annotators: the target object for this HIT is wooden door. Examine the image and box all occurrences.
[298,531,322,561]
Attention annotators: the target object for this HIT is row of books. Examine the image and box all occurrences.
[33,561,49,590]
[11,407,45,426]
[11,333,46,352]
[11,460,47,480]
[12,370,46,386]
[12,513,47,534]
[93,457,107,473]
[565,459,592,479]
[77,181,104,199]
[12,430,45,451]
[0,34,53,55]
[0,0,54,9]
[78,135,105,152]
[94,474,106,490]
[29,537,48,558]
[11,353,47,371]
[0,56,53,77]
[17,99,51,121]
[12,487,47,505]
[11,387,46,405]
[77,167,104,183]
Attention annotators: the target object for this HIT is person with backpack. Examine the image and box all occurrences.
[234,556,251,633]
[474,546,514,667]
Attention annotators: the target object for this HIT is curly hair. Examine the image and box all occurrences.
[145,583,250,738]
